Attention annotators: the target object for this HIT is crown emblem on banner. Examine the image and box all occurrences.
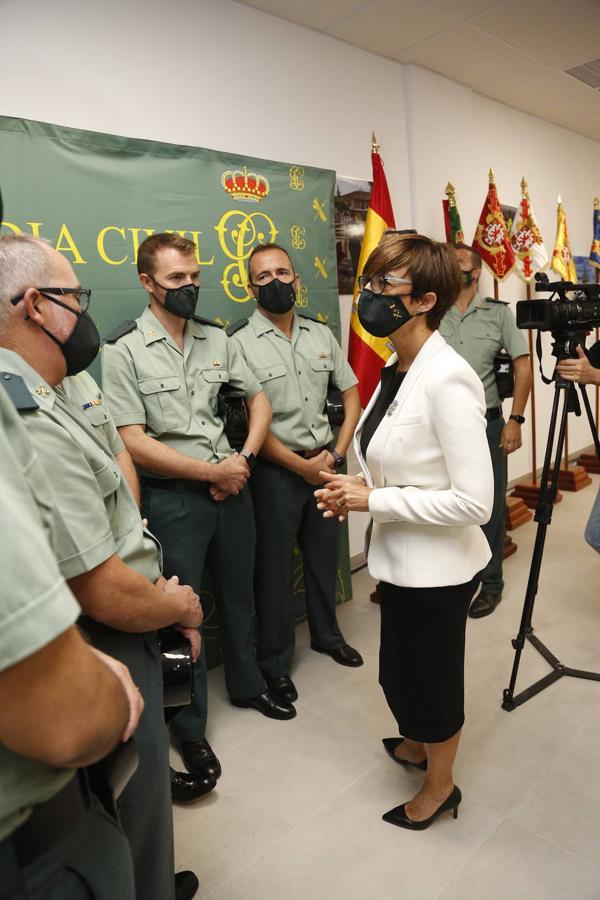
[221,165,270,202]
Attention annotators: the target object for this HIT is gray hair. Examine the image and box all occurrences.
[0,234,53,327]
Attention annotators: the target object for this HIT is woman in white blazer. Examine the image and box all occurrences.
[316,235,493,831]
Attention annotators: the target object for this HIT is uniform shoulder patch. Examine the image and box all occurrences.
[191,314,223,329]
[298,312,322,324]
[104,320,137,344]
[226,318,249,337]
[0,372,39,411]
[485,297,509,305]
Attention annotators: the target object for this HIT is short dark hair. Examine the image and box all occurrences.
[247,243,294,281]
[137,233,197,277]
[362,233,462,330]
[454,242,482,271]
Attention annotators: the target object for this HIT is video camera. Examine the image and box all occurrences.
[516,272,600,333]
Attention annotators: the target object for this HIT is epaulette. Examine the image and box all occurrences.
[485,297,509,305]
[298,313,322,324]
[192,314,223,329]
[226,318,249,337]
[104,320,137,344]
[0,372,39,411]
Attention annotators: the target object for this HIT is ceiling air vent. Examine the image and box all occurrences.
[565,58,600,90]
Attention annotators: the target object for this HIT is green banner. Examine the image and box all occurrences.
[0,115,352,667]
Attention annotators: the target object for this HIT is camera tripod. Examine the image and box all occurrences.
[502,333,600,711]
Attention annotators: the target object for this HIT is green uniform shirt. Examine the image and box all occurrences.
[59,371,125,458]
[229,309,357,450]
[439,293,529,409]
[101,306,262,472]
[0,382,79,841]
[0,350,161,585]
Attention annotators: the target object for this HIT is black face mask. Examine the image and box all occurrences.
[151,279,199,319]
[462,269,475,286]
[39,296,101,376]
[357,288,413,338]
[255,278,296,314]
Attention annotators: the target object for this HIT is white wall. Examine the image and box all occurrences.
[2,0,599,557]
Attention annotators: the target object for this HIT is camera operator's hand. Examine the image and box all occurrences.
[500,419,522,455]
[556,346,600,386]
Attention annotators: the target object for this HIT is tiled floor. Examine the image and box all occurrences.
[172,476,600,899]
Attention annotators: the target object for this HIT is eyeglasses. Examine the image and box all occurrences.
[358,273,412,295]
[11,287,92,312]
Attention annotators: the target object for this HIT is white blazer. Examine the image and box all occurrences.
[354,331,493,588]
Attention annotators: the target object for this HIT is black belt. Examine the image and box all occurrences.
[141,476,208,493]
[8,771,89,867]
[292,447,329,459]
[485,407,502,421]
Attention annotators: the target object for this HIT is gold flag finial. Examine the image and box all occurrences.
[445,181,455,198]
[594,197,600,210]
[520,176,529,197]
[557,194,562,206]
[488,168,495,184]
[371,132,380,153]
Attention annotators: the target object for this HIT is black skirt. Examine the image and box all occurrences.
[378,574,480,744]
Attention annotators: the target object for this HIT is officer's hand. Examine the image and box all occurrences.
[302,450,335,486]
[174,625,201,663]
[209,485,230,502]
[163,575,203,628]
[212,453,249,495]
[556,346,599,385]
[500,419,522,455]
[92,649,144,742]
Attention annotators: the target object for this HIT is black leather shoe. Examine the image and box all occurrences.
[382,786,462,830]
[468,591,502,619]
[170,767,216,803]
[180,738,222,780]
[265,675,298,703]
[231,690,296,719]
[382,737,427,771]
[311,642,364,667]
[175,870,199,900]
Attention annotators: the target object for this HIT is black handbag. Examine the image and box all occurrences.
[217,384,249,451]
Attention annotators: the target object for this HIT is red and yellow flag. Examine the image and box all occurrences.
[472,169,515,280]
[348,137,396,407]
[442,182,465,244]
[551,195,577,281]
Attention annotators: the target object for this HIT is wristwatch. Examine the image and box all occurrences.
[509,414,525,424]
[240,450,256,470]
[330,449,346,469]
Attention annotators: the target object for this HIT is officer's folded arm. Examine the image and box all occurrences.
[0,625,130,768]
[69,554,202,632]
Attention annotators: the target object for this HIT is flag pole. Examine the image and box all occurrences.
[577,199,600,473]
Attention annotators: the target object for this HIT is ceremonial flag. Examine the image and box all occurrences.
[551,195,577,281]
[348,135,396,407]
[590,197,600,270]
[442,182,464,243]
[509,177,548,283]
[472,169,515,279]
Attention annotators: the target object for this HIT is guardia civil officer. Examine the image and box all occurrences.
[440,243,531,619]
[0,382,140,900]
[228,243,363,704]
[0,234,200,900]
[101,233,295,785]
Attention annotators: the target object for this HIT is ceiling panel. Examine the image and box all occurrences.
[453,50,552,93]
[525,13,600,70]
[325,0,457,56]
[494,73,591,117]
[428,0,508,16]
[395,22,509,76]
[471,0,600,49]
[235,0,371,30]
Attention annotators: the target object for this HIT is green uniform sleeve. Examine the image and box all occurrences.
[24,415,117,579]
[501,305,529,359]
[225,336,262,398]
[330,332,358,392]
[102,341,147,427]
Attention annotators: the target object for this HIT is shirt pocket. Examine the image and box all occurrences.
[138,376,186,434]
[93,459,122,498]
[256,363,290,411]
[85,405,111,428]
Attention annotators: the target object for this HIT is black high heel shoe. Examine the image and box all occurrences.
[382,785,462,830]
[382,737,427,772]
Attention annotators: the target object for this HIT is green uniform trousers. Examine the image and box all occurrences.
[80,622,174,900]
[141,481,265,743]
[250,459,344,678]
[0,794,134,900]
[481,415,507,596]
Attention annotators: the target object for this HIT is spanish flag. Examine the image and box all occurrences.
[348,137,396,407]
[590,197,600,270]
[551,195,577,281]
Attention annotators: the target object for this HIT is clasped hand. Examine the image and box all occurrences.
[314,472,372,522]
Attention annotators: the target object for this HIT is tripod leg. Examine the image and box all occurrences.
[578,384,600,458]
